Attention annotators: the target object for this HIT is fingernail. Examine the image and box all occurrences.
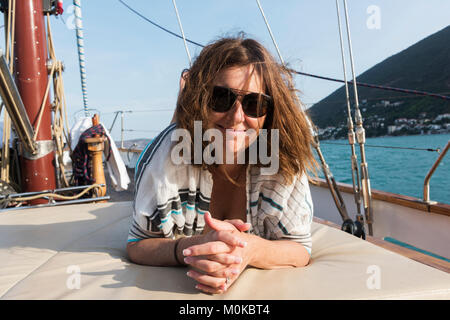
[183,249,191,256]
[184,257,191,264]
[187,271,192,277]
[239,241,247,247]
[234,256,242,263]
[232,268,240,275]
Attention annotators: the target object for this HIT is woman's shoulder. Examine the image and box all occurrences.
[134,123,179,186]
[134,123,211,193]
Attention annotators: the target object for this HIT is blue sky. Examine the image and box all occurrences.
[3,0,450,141]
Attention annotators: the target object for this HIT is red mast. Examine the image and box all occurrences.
[14,0,56,203]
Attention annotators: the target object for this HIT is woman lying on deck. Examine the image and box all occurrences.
[126,35,317,294]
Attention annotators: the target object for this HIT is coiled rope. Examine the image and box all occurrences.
[0,184,103,205]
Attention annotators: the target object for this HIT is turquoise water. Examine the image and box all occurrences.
[316,134,450,204]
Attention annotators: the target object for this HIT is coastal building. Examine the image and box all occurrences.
[387,125,397,134]
[434,114,450,122]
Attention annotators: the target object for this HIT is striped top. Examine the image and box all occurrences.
[128,123,314,255]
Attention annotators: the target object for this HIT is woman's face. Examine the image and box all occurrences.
[209,65,267,157]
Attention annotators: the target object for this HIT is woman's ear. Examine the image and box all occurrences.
[179,69,189,90]
[171,69,190,124]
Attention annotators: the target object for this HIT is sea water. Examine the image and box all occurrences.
[124,133,449,204]
[317,133,450,204]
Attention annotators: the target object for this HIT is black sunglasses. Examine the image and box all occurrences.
[210,86,273,118]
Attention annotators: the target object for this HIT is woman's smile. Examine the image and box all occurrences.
[215,124,247,132]
[210,65,266,155]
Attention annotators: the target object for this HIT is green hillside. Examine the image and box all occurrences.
[307,25,450,138]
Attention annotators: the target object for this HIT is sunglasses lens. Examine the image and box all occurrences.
[243,94,272,118]
[211,86,234,112]
[210,86,273,117]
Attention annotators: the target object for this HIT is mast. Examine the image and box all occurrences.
[14,0,56,203]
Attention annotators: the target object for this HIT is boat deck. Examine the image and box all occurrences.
[1,201,449,299]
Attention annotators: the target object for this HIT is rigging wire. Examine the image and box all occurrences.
[342,0,373,236]
[335,0,362,221]
[306,92,450,106]
[319,141,441,153]
[73,0,89,116]
[290,70,450,101]
[123,129,162,133]
[118,0,204,47]
[103,109,174,115]
[255,0,353,226]
[172,0,192,66]
[255,0,284,65]
[118,0,450,102]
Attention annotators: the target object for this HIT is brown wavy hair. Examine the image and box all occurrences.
[175,34,317,185]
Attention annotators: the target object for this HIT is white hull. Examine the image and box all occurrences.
[311,183,450,259]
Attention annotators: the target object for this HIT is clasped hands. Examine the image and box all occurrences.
[183,212,253,294]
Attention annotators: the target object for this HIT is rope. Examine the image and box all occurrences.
[33,62,56,141]
[46,13,72,187]
[73,0,89,115]
[320,141,441,153]
[1,0,16,183]
[0,184,103,205]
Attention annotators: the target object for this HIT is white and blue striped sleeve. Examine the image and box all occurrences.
[257,173,314,255]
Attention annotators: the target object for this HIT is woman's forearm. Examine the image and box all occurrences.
[248,235,310,269]
[126,235,202,266]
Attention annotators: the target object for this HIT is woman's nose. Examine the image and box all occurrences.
[227,99,245,124]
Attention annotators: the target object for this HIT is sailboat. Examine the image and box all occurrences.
[0,0,449,300]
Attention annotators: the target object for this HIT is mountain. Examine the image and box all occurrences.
[307,25,450,138]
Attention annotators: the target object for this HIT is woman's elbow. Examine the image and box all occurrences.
[126,241,141,264]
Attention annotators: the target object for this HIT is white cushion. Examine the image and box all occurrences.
[0,201,449,299]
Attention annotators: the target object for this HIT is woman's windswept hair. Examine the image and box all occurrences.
[176,33,317,185]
